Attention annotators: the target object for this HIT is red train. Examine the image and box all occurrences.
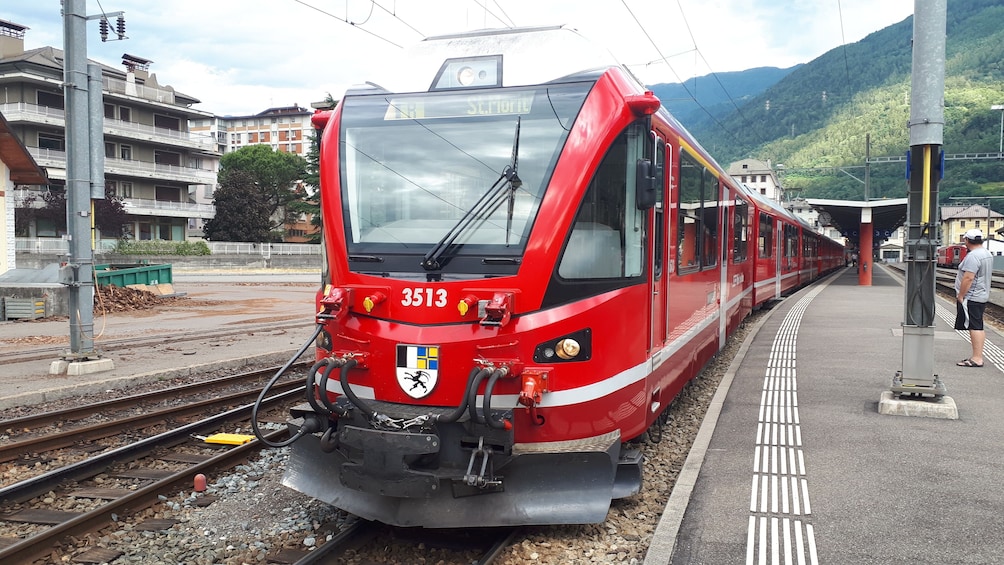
[257,26,844,528]
[937,244,967,268]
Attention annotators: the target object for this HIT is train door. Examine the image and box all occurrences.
[649,131,668,354]
[775,219,783,299]
[718,181,730,346]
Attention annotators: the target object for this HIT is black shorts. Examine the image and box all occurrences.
[955,300,986,331]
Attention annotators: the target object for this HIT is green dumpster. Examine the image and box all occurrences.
[94,264,173,287]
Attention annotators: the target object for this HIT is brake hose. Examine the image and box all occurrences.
[252,323,325,448]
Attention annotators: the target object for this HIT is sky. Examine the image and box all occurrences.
[2,0,915,117]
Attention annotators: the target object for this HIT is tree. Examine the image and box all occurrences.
[202,169,273,242]
[15,187,129,239]
[217,144,308,233]
[299,94,337,243]
[94,188,129,238]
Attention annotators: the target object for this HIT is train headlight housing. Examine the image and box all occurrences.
[432,55,503,90]
[534,329,591,363]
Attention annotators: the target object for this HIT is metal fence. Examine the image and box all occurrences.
[15,238,321,256]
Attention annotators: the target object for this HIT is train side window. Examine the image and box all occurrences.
[785,225,798,259]
[558,124,646,279]
[733,198,749,263]
[758,212,773,258]
[676,150,718,274]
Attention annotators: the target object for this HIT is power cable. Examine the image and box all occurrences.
[491,0,517,27]
[469,0,514,28]
[369,0,427,37]
[290,0,403,48]
[673,0,769,147]
[618,0,749,151]
[836,0,851,85]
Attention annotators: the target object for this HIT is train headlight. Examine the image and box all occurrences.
[555,338,580,360]
[458,66,476,86]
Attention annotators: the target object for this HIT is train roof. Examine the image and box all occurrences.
[346,25,626,95]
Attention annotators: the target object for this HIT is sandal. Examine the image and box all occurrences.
[957,359,984,367]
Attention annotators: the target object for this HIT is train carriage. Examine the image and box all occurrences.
[259,25,842,528]
[937,244,967,268]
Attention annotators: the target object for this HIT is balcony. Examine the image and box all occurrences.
[26,147,217,185]
[0,103,217,151]
[122,198,216,220]
[13,187,215,220]
[102,75,176,105]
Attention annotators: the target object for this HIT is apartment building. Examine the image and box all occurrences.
[0,19,220,243]
[190,105,319,242]
[940,203,1002,243]
[189,104,314,159]
[728,158,784,201]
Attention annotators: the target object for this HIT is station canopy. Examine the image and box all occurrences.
[806,198,908,247]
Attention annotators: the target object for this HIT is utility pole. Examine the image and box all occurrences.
[895,0,947,397]
[53,0,122,375]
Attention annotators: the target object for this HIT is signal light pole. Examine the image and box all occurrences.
[54,0,123,375]
[895,0,947,398]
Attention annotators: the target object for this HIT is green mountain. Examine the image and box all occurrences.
[674,0,1004,204]
[648,66,801,130]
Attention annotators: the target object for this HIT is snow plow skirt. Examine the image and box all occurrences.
[282,431,626,528]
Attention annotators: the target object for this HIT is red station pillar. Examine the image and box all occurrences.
[859,217,873,286]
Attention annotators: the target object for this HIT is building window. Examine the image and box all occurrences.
[120,145,132,160]
[154,150,181,166]
[960,220,966,228]
[976,220,981,228]
[36,90,64,109]
[119,107,131,122]
[760,175,767,182]
[104,104,115,119]
[38,133,65,151]
[154,114,181,131]
[120,182,133,197]
[760,188,766,195]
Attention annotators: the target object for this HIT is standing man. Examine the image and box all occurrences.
[955,228,994,367]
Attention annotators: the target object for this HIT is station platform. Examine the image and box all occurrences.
[646,264,1004,564]
[0,273,320,411]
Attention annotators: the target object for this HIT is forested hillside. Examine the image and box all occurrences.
[671,0,1004,204]
[648,66,800,130]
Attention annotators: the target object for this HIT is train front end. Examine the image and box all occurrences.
[282,26,661,527]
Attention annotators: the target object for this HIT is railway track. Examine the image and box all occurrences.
[0,365,308,564]
[0,319,312,365]
[0,364,307,466]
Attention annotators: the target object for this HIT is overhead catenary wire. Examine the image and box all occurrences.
[618,0,752,153]
[290,0,406,48]
[671,0,770,148]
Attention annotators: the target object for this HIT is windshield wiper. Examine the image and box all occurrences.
[421,118,522,271]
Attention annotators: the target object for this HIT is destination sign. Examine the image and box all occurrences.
[384,92,535,120]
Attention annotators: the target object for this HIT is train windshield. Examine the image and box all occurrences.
[339,83,590,276]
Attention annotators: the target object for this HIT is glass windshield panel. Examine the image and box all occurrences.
[339,85,590,256]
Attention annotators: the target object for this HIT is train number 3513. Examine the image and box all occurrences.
[401,288,448,307]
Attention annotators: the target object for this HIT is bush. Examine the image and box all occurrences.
[114,240,212,256]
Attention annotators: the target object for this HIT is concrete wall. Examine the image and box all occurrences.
[14,253,321,271]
